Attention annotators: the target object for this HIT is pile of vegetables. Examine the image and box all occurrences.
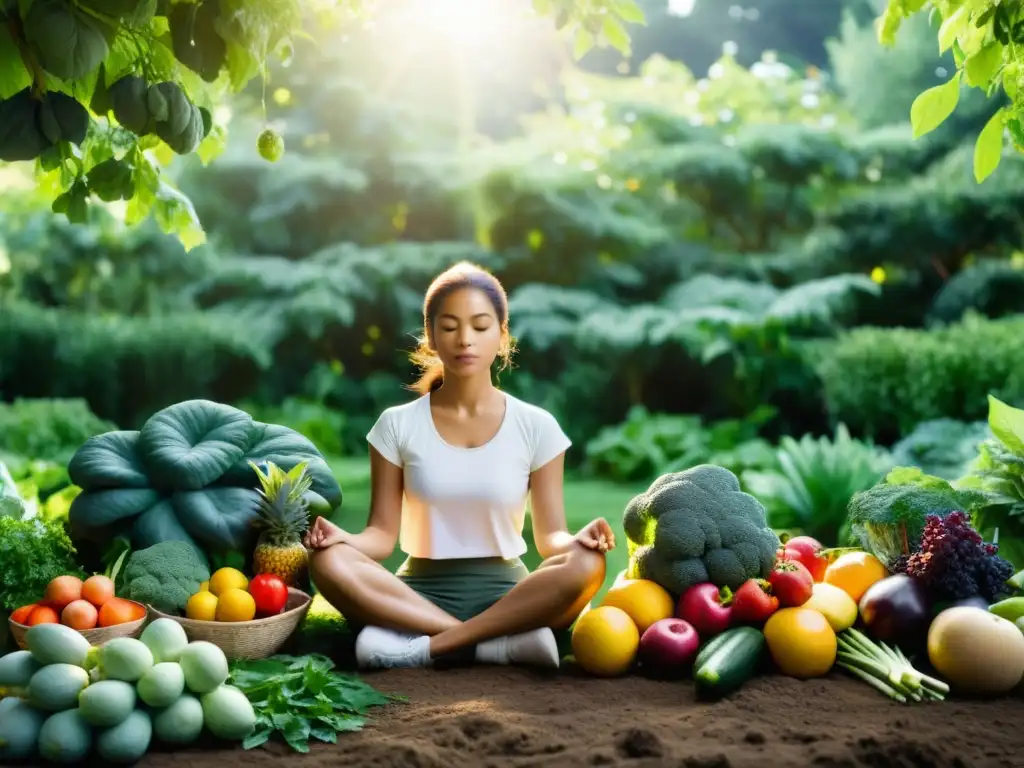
[0,619,255,763]
[66,399,343,570]
[623,464,781,594]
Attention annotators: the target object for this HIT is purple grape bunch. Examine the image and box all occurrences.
[896,511,1014,602]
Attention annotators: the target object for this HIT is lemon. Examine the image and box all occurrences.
[763,607,837,679]
[600,579,674,635]
[215,588,256,623]
[803,582,858,632]
[208,567,248,596]
[257,128,284,162]
[186,590,218,621]
[199,581,209,592]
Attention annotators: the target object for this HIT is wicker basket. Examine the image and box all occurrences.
[149,587,312,660]
[8,600,148,650]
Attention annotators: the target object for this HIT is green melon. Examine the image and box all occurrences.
[96,708,152,764]
[178,641,228,694]
[153,693,205,745]
[200,684,256,740]
[0,649,42,688]
[79,679,137,727]
[28,662,90,711]
[137,661,185,707]
[139,618,189,663]
[97,637,154,682]
[25,623,92,666]
[0,697,45,761]
[38,708,92,764]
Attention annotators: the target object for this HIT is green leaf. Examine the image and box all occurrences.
[988,395,1024,457]
[938,6,967,53]
[909,73,961,138]
[965,40,1004,87]
[0,24,32,99]
[601,16,630,56]
[974,107,1005,183]
[573,27,594,60]
[612,0,646,25]
[309,722,337,744]
[242,726,272,750]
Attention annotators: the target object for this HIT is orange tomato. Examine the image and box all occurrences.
[81,575,115,607]
[26,605,60,625]
[98,598,138,627]
[62,599,99,630]
[44,575,83,611]
[10,603,36,624]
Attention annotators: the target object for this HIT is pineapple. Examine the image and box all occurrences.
[251,460,313,588]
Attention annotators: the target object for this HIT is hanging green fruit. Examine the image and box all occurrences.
[257,128,284,162]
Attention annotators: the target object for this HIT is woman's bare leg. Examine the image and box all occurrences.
[309,543,462,636]
[428,544,606,658]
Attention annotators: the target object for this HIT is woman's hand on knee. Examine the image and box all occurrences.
[574,517,615,553]
[304,516,348,550]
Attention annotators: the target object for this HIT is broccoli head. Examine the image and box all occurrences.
[122,540,210,614]
[623,464,779,595]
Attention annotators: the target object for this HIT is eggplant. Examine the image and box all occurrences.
[858,574,932,649]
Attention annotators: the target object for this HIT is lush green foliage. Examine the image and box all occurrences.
[879,0,1020,181]
[810,313,1024,442]
[0,0,646,247]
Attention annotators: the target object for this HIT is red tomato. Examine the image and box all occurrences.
[249,573,288,616]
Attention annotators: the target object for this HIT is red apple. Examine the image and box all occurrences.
[777,536,828,581]
[638,618,701,677]
[676,583,733,638]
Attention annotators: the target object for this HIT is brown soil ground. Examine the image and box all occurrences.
[141,665,1024,768]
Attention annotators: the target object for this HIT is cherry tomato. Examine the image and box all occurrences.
[248,573,289,617]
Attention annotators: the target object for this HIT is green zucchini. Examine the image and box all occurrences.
[693,627,765,700]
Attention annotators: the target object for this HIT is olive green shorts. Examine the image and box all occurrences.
[396,556,529,621]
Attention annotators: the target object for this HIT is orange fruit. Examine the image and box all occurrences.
[44,575,83,611]
[763,607,837,679]
[823,551,887,602]
[10,603,36,624]
[62,599,99,630]
[81,575,115,607]
[600,578,675,635]
[98,598,139,627]
[186,590,219,621]
[26,605,60,625]
[571,605,640,677]
[209,567,248,596]
[215,588,256,622]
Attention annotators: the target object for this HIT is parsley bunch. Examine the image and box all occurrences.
[0,516,85,611]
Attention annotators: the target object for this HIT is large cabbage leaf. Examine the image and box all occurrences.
[171,487,262,552]
[137,400,262,489]
[67,431,150,489]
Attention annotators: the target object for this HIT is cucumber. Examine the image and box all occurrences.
[693,626,765,700]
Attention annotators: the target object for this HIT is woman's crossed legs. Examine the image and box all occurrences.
[309,543,605,669]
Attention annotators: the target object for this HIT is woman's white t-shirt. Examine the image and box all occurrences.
[366,393,572,560]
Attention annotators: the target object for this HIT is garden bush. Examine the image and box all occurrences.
[0,398,116,464]
[0,302,271,427]
[809,314,1024,442]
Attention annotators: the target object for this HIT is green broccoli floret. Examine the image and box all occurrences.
[121,541,210,614]
[622,464,780,595]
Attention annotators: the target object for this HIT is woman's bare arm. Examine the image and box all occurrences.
[528,453,578,559]
[338,446,403,562]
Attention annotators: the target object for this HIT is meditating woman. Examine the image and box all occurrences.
[305,261,614,670]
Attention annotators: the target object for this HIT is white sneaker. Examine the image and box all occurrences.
[476,627,560,668]
[355,626,433,669]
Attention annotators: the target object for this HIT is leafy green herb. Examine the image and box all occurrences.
[0,516,85,611]
[228,653,401,753]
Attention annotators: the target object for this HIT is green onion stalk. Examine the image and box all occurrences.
[835,628,949,703]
